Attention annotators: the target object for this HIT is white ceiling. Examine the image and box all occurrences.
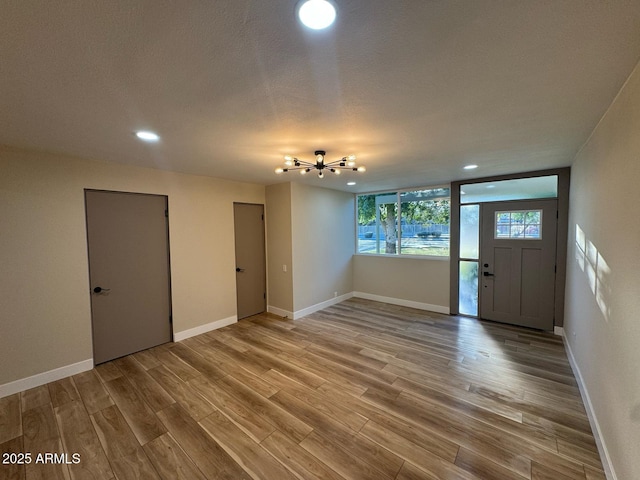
[2,1,640,193]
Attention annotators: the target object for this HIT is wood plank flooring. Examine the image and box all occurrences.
[0,298,605,479]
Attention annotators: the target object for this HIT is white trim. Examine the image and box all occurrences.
[563,337,617,480]
[353,291,450,314]
[554,326,565,337]
[292,292,354,319]
[0,359,93,399]
[173,315,237,342]
[267,305,293,319]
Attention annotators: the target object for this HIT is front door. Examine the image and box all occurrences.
[233,203,266,319]
[86,190,172,364]
[480,199,557,330]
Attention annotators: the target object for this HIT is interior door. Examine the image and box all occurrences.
[86,190,172,364]
[480,199,557,330]
[233,203,266,319]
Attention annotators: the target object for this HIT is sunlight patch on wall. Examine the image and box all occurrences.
[575,224,611,322]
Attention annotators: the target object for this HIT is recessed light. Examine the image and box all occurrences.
[135,131,160,142]
[298,0,336,30]
[463,164,478,170]
[347,182,356,186]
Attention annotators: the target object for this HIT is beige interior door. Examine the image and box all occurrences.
[234,203,266,319]
[480,199,557,330]
[86,190,172,364]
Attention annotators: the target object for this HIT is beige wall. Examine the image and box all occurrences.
[290,183,354,312]
[565,62,640,479]
[354,255,450,311]
[265,183,294,314]
[0,146,264,386]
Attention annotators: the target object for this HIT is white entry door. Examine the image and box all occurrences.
[480,199,557,330]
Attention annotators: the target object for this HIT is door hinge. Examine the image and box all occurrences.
[264,292,266,299]
[165,209,169,218]
[261,214,264,220]
[554,265,557,273]
[556,210,559,219]
[169,315,173,324]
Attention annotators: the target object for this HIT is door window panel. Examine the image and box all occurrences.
[495,210,542,239]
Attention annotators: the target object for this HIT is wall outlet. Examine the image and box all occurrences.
[334,291,338,298]
[282,264,287,272]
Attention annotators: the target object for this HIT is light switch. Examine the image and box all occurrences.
[282,264,287,272]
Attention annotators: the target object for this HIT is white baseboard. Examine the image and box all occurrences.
[563,337,616,480]
[554,326,565,337]
[267,305,293,319]
[174,315,237,342]
[0,359,93,399]
[292,292,354,320]
[353,291,450,315]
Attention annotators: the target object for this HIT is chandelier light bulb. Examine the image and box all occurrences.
[357,166,366,172]
[275,167,284,174]
[318,170,324,178]
[300,169,307,175]
[333,168,341,175]
[284,159,293,166]
[347,154,356,161]
[347,160,356,167]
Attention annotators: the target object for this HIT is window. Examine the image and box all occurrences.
[495,210,542,239]
[357,187,450,257]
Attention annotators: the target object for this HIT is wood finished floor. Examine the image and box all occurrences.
[0,298,605,480]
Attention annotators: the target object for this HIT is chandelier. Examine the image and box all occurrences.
[275,150,366,179]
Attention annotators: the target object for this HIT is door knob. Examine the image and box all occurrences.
[93,286,111,293]
[236,267,245,273]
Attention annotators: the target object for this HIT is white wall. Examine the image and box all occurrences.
[265,182,294,315]
[290,183,354,313]
[354,255,450,313]
[0,146,264,388]
[565,61,640,479]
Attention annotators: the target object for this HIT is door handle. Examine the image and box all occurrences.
[236,267,245,273]
[93,286,111,293]
[483,272,494,277]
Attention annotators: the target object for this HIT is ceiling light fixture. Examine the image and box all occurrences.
[275,150,365,179]
[298,0,336,30]
[135,131,160,142]
[464,164,478,170]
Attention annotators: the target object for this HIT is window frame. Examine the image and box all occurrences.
[356,184,451,259]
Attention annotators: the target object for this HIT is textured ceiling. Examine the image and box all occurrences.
[2,1,640,192]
